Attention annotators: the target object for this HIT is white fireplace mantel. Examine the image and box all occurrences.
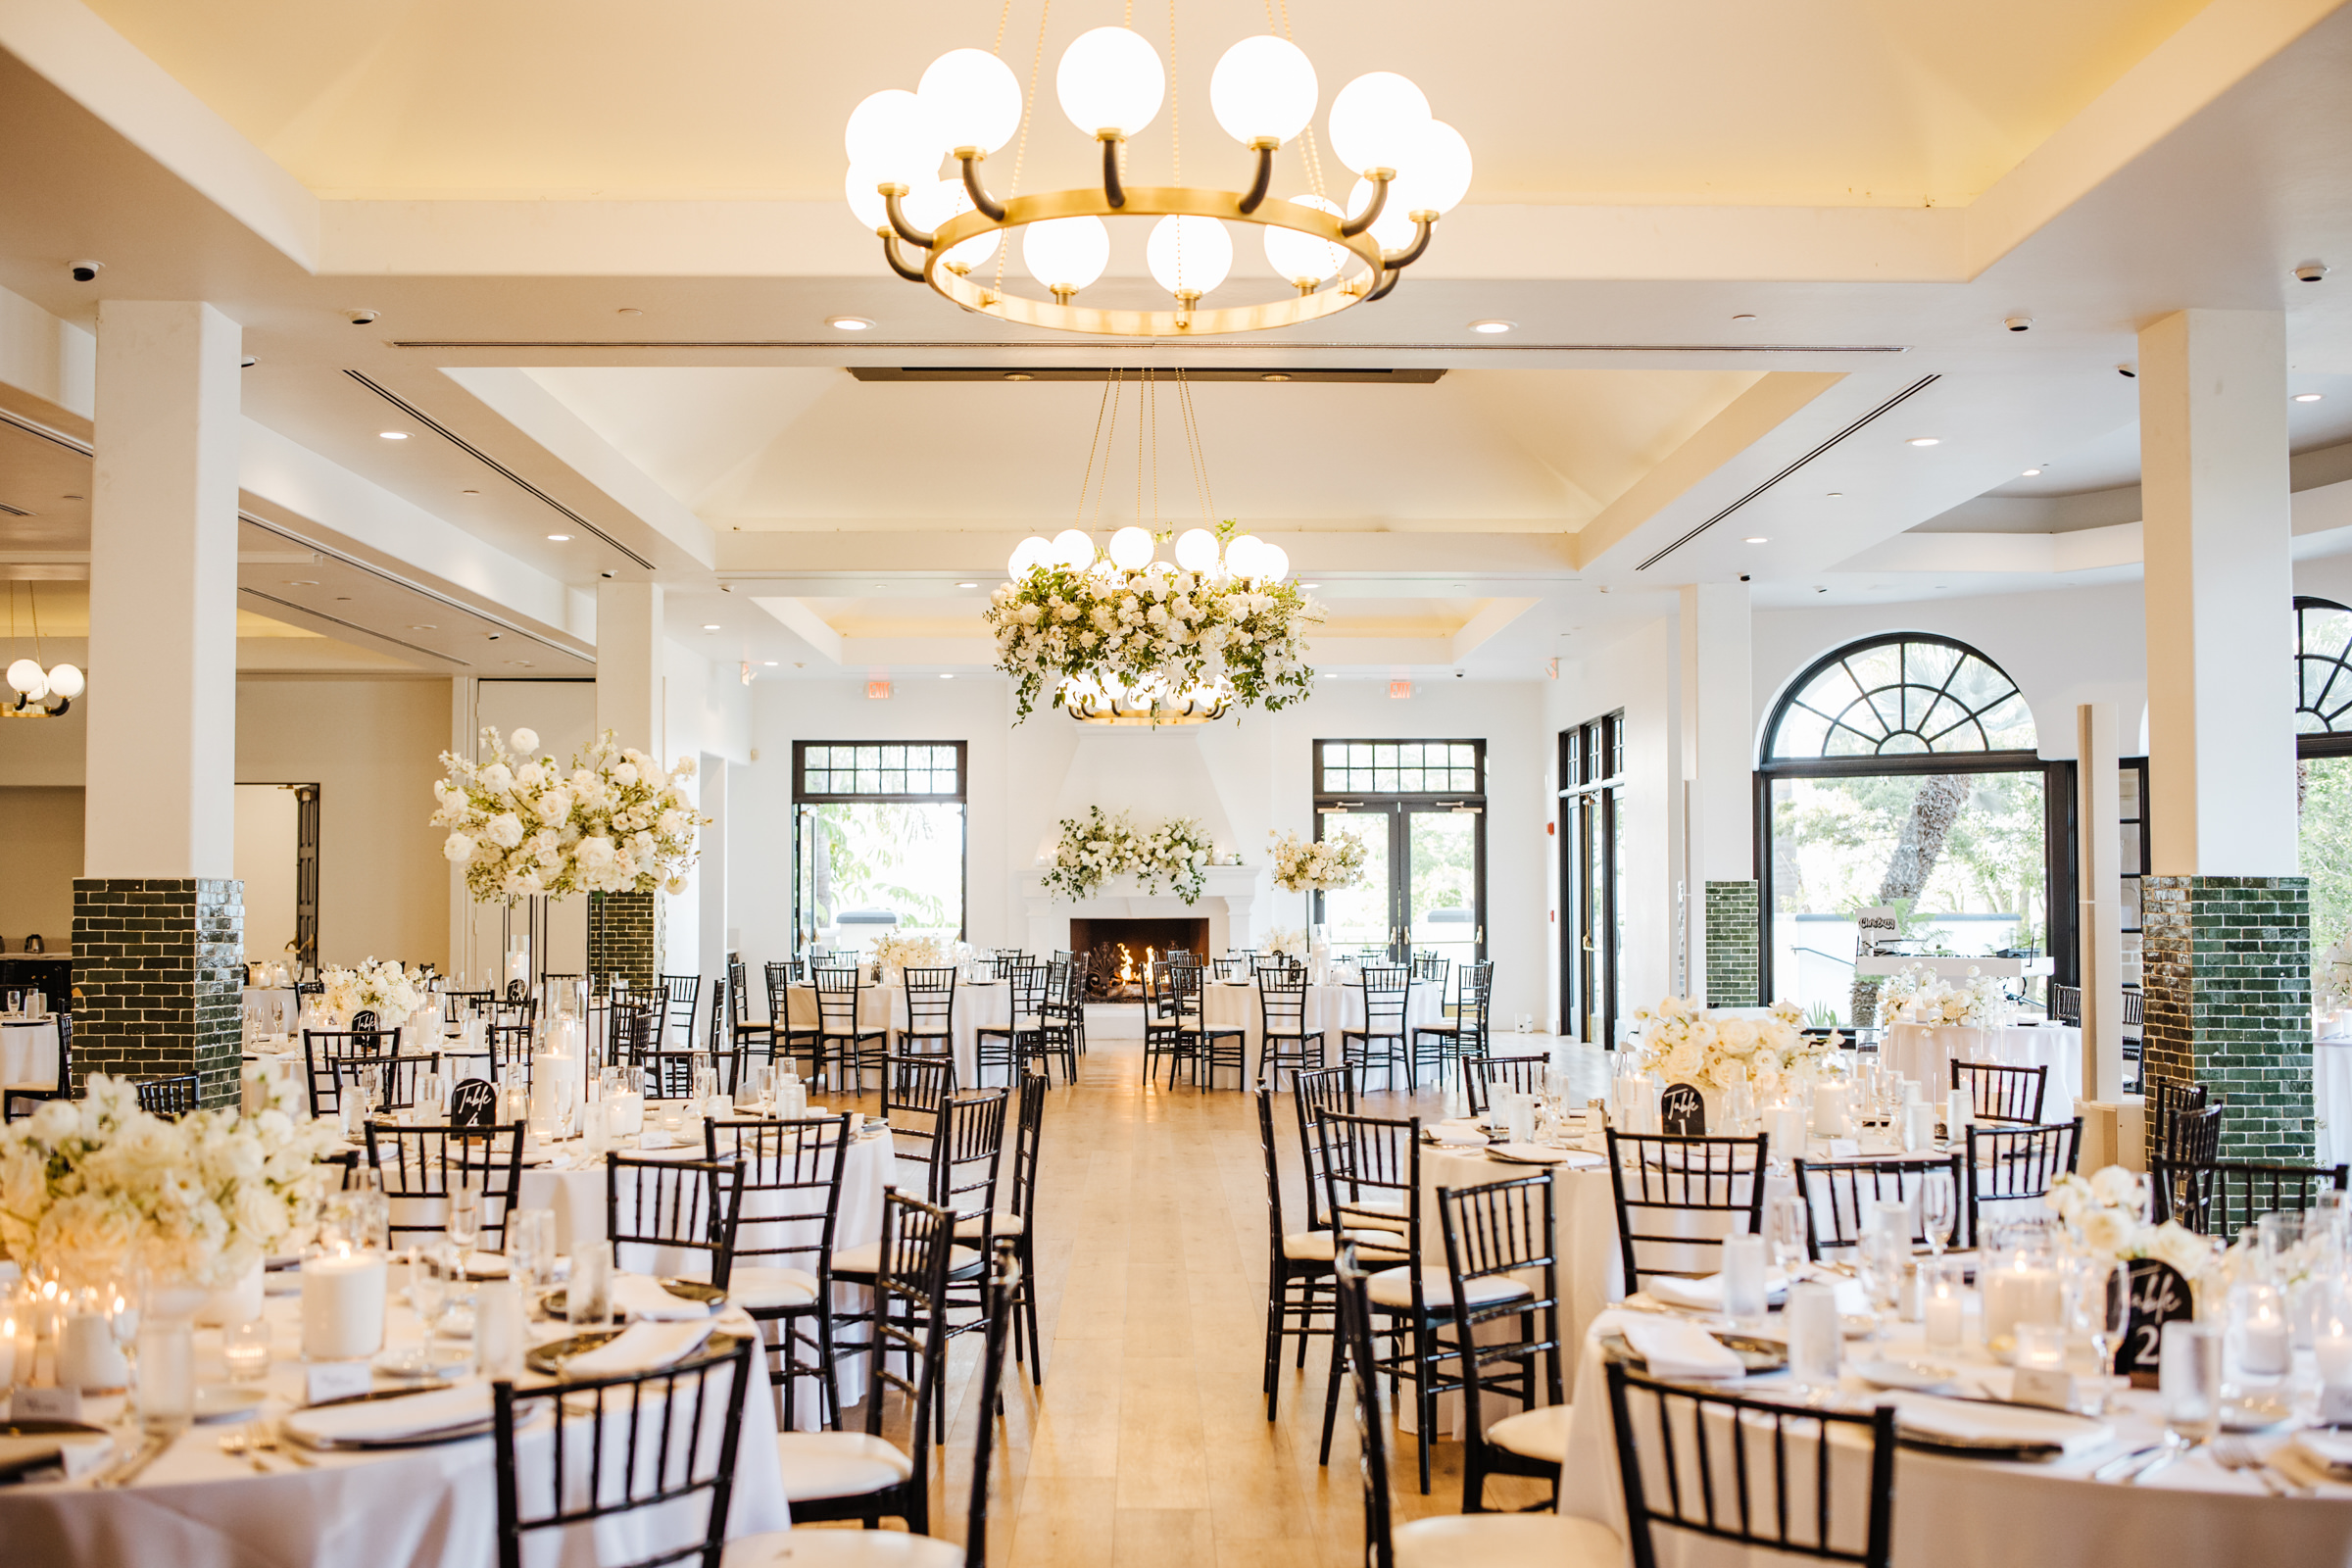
[1022,865,1268,956]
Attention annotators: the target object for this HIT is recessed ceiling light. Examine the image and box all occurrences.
[284,579,317,587]
[940,672,956,679]
[616,307,643,317]
[1004,372,1034,381]
[2021,467,2042,476]
[1731,313,1757,321]
[1826,492,1844,498]
[461,488,480,495]
[827,316,875,331]
[1743,536,1768,544]
[956,581,978,589]
[1907,436,1940,447]
[378,431,409,440]
[1301,582,1321,589]
[409,624,437,630]
[763,661,778,666]
[1467,318,1515,334]
[1261,372,1292,382]
[2295,392,2325,403]
[61,494,80,501]
[546,533,571,542]
[703,623,721,631]
[334,596,352,602]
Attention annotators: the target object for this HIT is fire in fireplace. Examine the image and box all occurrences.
[1068,916,1210,1003]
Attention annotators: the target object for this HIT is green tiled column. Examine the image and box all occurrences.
[1704,881,1761,1007]
[590,890,663,991]
[71,877,244,1108]
[2141,874,2312,1162]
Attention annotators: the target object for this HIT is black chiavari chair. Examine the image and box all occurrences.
[1257,968,1323,1090]
[367,1120,526,1251]
[729,959,773,1059]
[1442,1171,1567,1514]
[606,1154,741,1291]
[1341,964,1412,1092]
[812,965,888,1094]
[1791,1153,1964,1258]
[1142,962,1193,1088]
[1961,1118,2082,1247]
[1412,958,1493,1082]
[1293,1065,1362,1240]
[2151,1158,2348,1235]
[2163,1101,2225,1167]
[2147,1075,2212,1161]
[1255,1089,1361,1420]
[1462,1053,1549,1118]
[485,1021,534,1091]
[657,972,701,1048]
[1033,960,1084,1084]
[133,1073,200,1119]
[1949,1058,2047,1124]
[1172,961,1248,1091]
[332,1053,443,1112]
[901,965,958,1063]
[882,1052,957,1182]
[302,1027,394,1117]
[705,1112,852,1431]
[1605,1129,1770,1296]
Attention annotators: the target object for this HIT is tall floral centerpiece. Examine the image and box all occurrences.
[1626,997,1837,1107]
[433,726,711,903]
[318,957,430,1035]
[1039,808,1214,904]
[1267,828,1368,894]
[0,1072,339,1297]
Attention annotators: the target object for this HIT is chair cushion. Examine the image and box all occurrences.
[1282,1230,1407,1263]
[832,1240,983,1278]
[1367,1265,1534,1312]
[728,1264,822,1310]
[953,1209,1027,1240]
[1486,1403,1573,1463]
[770,1430,914,1501]
[723,1530,962,1568]
[1395,1514,1619,1568]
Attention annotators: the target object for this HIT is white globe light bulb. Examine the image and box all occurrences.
[1257,544,1291,583]
[1008,535,1053,576]
[918,47,1024,155]
[6,658,42,696]
[1174,528,1221,572]
[1022,216,1111,294]
[1392,119,1473,215]
[843,89,945,190]
[1348,177,1419,252]
[1225,534,1265,579]
[1053,528,1096,570]
[1146,215,1234,298]
[1109,526,1155,570]
[1209,35,1318,144]
[1263,193,1348,284]
[43,662,81,700]
[1057,26,1165,138]
[844,166,891,232]
[906,179,999,270]
[1326,71,1431,176]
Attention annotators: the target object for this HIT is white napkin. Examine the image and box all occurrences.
[2293,1430,2352,1472]
[612,1274,716,1322]
[464,1251,511,1278]
[564,1318,717,1378]
[1621,1317,1745,1379]
[283,1384,493,1446]
[1884,1394,2112,1457]
[0,1431,115,1480]
[1489,1143,1575,1164]
[1643,1270,1789,1312]
[1428,1121,1488,1147]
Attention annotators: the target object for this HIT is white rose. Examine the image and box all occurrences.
[2078,1206,2135,1258]
[480,762,514,794]
[486,813,524,848]
[442,832,476,863]
[2146,1220,2217,1280]
[2090,1165,2142,1213]
[510,727,539,755]
[612,762,640,787]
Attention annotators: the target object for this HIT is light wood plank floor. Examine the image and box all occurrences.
[798,1030,1615,1565]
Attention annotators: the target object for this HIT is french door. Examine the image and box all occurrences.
[1561,714,1624,1046]
[1311,740,1486,968]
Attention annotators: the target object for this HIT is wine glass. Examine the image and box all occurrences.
[1918,1168,1957,1258]
[408,1247,449,1341]
[1856,1229,1906,1345]
[447,1175,483,1259]
[2071,1255,2130,1415]
[1767,1194,1811,1284]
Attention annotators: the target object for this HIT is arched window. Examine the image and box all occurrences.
[2295,596,2352,738]
[1765,633,2036,763]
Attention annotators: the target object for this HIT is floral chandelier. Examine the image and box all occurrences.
[843,4,1470,337]
[985,367,1323,724]
[3,583,83,719]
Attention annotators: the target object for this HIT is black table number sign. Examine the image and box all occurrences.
[450,1078,498,1128]
[1661,1083,1706,1137]
[2115,1258,2193,1382]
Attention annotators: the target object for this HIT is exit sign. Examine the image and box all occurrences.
[866,680,892,700]
[1389,681,1412,700]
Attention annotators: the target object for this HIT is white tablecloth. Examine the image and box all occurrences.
[785,980,1004,1086]
[1,1014,61,1090]
[241,987,299,1037]
[1200,980,1446,1084]
[1882,1023,2082,1123]
[1557,1306,2352,1566]
[2319,1035,2352,1167]
[0,1269,789,1566]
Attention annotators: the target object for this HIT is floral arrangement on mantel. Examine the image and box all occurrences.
[319,958,429,1027]
[1040,807,1215,904]
[986,527,1325,722]
[433,725,710,904]
[0,1072,338,1290]
[2046,1166,2217,1282]
[1267,827,1368,894]
[1626,997,1837,1099]
[1877,963,2011,1027]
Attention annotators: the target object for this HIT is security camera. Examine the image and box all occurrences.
[2117,364,2137,378]
[347,309,380,325]
[1453,669,1466,679]
[2003,316,2033,331]
[239,356,257,368]
[69,260,102,282]
[1739,573,1752,583]
[2295,263,2330,283]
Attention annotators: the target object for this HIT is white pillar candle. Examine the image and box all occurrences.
[1769,1106,1808,1161]
[1982,1261,2060,1346]
[0,1310,16,1388]
[608,1092,644,1136]
[2241,1292,2292,1376]
[56,1312,126,1392]
[2320,1334,2352,1421]
[1810,1082,1850,1140]
[1901,1076,1924,1104]
[1945,1089,1972,1141]
[1924,1282,1965,1348]
[301,1248,389,1361]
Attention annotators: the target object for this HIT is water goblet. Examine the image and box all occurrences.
[1767,1194,1811,1281]
[447,1175,483,1257]
[1917,1168,1956,1257]
[2160,1320,2224,1450]
[2069,1255,2129,1416]
[1856,1229,1905,1344]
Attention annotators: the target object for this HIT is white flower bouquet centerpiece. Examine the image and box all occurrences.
[1877,963,2010,1027]
[1263,927,1306,957]
[1039,808,1214,904]
[319,957,429,1033]
[0,1073,340,1294]
[1267,828,1368,894]
[870,931,944,983]
[986,526,1325,722]
[432,726,711,905]
[2045,1166,2218,1284]
[1626,997,1838,1105]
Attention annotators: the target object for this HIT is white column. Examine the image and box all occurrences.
[698,754,729,979]
[2139,309,2298,876]
[1680,582,1755,1003]
[595,581,664,755]
[2076,703,2126,1101]
[84,301,241,879]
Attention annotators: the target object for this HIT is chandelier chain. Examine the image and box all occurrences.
[1073,365,1116,525]
[1273,0,1328,200]
[1135,366,1147,525]
[1149,368,1161,532]
[1179,368,1216,526]
[993,0,1053,296]
[993,0,1011,53]
[1092,367,1125,529]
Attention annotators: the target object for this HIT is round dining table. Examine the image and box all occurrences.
[1881,1021,2083,1123]
[784,977,1003,1086]
[1,1013,62,1092]
[0,1267,790,1567]
[1200,977,1446,1085]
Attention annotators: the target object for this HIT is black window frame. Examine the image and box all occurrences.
[2296,596,2352,758]
[1560,712,1624,1045]
[1311,738,1488,965]
[790,741,970,956]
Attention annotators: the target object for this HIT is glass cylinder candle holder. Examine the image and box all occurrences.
[2232,1278,2293,1378]
[1922,1258,1967,1348]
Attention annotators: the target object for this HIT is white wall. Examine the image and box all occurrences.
[0,787,82,950]
[232,783,300,962]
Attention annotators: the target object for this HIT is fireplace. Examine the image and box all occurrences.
[1069,916,1209,1003]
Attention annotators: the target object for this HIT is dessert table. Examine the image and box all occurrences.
[1,1012,62,1091]
[1881,1022,2083,1123]
[0,1269,790,1567]
[1200,978,1446,1084]
[1556,1303,2352,1566]
[783,978,1002,1085]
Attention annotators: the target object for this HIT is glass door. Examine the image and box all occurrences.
[1317,808,1396,957]
[1312,740,1488,968]
[1406,808,1481,972]
[1562,713,1624,1046]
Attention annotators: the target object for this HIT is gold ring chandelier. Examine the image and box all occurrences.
[844,5,1471,338]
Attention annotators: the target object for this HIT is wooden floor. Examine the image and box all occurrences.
[807,1029,1616,1565]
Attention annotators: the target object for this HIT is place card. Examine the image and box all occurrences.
[1828,1138,1861,1158]
[2010,1366,2078,1411]
[304,1360,373,1405]
[12,1385,83,1422]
